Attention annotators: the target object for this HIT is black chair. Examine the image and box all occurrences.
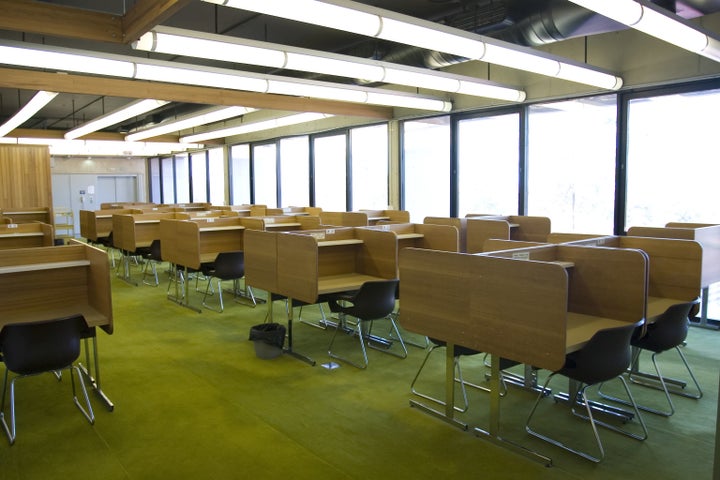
[201,251,255,312]
[327,279,407,369]
[97,231,117,267]
[600,299,702,416]
[0,315,95,445]
[141,239,163,286]
[411,338,509,413]
[525,320,647,463]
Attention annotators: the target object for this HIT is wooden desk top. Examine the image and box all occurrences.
[566,312,628,353]
[646,296,687,322]
[396,233,424,240]
[0,260,90,274]
[135,219,161,224]
[0,232,43,238]
[318,273,386,295]
[199,225,245,232]
[317,239,364,247]
[265,222,302,228]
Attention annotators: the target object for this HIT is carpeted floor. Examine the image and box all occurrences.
[0,258,717,479]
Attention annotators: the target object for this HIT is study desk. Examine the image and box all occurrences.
[628,223,720,329]
[358,209,410,225]
[0,222,54,249]
[79,208,142,243]
[398,244,647,465]
[0,241,114,410]
[245,227,398,365]
[1,207,50,225]
[160,217,247,312]
[465,215,551,254]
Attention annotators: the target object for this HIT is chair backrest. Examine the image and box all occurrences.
[632,300,698,353]
[559,319,643,386]
[213,251,245,280]
[0,315,87,375]
[345,279,399,321]
[150,239,162,261]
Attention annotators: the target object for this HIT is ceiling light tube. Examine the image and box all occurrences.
[125,106,257,141]
[180,112,331,143]
[65,99,170,140]
[0,91,58,137]
[206,0,623,90]
[0,43,136,77]
[134,26,525,101]
[567,0,720,62]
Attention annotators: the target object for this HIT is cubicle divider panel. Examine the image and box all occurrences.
[482,239,546,252]
[298,216,322,229]
[693,226,720,286]
[414,223,459,252]
[277,233,319,304]
[423,217,466,252]
[466,218,512,253]
[320,211,368,227]
[197,226,245,263]
[620,237,703,301]
[353,228,398,279]
[512,216,552,242]
[399,248,569,371]
[244,230,278,293]
[558,245,648,323]
[545,232,610,244]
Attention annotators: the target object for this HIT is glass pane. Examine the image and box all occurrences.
[527,96,617,233]
[161,156,175,203]
[230,144,251,205]
[208,147,226,205]
[253,143,278,208]
[148,158,161,203]
[280,136,309,207]
[626,88,720,319]
[313,134,347,211]
[402,116,450,222]
[174,153,190,203]
[351,124,388,210]
[457,113,519,216]
[191,152,207,203]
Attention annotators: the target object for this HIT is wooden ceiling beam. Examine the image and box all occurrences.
[122,0,195,44]
[0,68,394,119]
[0,0,123,43]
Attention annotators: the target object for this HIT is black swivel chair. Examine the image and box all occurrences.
[0,315,95,445]
[525,320,647,463]
[327,279,407,369]
[141,239,163,286]
[600,299,702,416]
[201,251,255,312]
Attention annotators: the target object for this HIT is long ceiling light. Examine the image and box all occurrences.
[125,106,257,141]
[133,26,526,102]
[566,0,720,61]
[180,112,332,143]
[0,137,203,157]
[65,99,170,140]
[0,90,58,137]
[0,40,452,112]
[203,0,623,90]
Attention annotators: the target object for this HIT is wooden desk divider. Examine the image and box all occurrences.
[366,222,459,252]
[241,214,321,231]
[398,243,647,463]
[0,222,55,249]
[358,209,411,225]
[100,202,160,210]
[0,206,51,224]
[263,206,322,216]
[465,215,551,253]
[423,217,468,252]
[0,240,114,410]
[320,211,371,227]
[79,208,142,243]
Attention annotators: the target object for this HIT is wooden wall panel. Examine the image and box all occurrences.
[0,145,52,209]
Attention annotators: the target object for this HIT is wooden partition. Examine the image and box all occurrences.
[241,215,321,231]
[0,241,112,333]
[320,211,370,227]
[358,209,410,225]
[264,206,322,216]
[79,208,142,242]
[112,212,180,254]
[0,222,55,249]
[465,215,551,253]
[423,217,467,252]
[160,216,247,270]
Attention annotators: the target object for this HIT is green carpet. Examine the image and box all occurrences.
[0,259,717,480]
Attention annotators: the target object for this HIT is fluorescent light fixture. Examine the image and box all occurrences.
[0,40,453,112]
[65,99,170,140]
[0,91,58,137]
[133,26,526,102]
[180,112,332,143]
[204,0,622,90]
[0,44,136,77]
[2,137,202,156]
[567,0,720,61]
[125,106,257,141]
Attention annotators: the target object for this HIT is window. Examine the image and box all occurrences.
[313,133,347,211]
[191,151,207,203]
[527,96,617,233]
[148,158,161,203]
[161,156,175,203]
[208,147,225,205]
[230,144,251,205]
[174,153,190,203]
[402,116,450,222]
[253,143,278,207]
[280,136,309,207]
[351,124,388,210]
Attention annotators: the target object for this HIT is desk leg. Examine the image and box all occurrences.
[409,342,468,430]
[473,355,552,466]
[167,266,201,313]
[79,336,114,412]
[691,287,718,330]
[282,297,315,366]
[117,250,138,286]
